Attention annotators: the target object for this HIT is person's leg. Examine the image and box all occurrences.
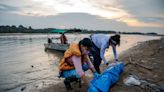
[90,46,102,74]
[62,69,81,90]
[93,56,101,74]
[64,78,72,90]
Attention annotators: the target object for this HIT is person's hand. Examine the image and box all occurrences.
[93,72,101,78]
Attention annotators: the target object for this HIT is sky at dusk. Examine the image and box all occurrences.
[0,0,164,34]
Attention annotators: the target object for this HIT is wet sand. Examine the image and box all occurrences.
[39,37,164,92]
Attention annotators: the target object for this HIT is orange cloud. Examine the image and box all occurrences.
[119,18,164,28]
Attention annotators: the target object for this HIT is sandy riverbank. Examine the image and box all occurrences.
[109,37,164,92]
[39,37,164,92]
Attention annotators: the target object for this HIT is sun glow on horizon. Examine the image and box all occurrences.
[119,18,164,28]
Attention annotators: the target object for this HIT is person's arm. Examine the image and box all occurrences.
[60,35,64,44]
[100,46,107,64]
[64,35,68,41]
[85,55,100,78]
[72,56,90,86]
[72,56,84,77]
[112,45,118,61]
[85,55,96,73]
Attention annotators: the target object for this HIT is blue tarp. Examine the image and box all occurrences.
[88,62,124,92]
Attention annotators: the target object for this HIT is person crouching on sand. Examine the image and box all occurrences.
[58,38,99,90]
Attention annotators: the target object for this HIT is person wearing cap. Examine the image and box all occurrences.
[89,34,120,74]
[59,38,99,90]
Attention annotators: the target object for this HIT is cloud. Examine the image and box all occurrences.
[0,12,128,30]
[117,0,164,19]
[0,3,20,12]
[136,17,164,23]
[114,0,164,28]
[87,0,164,28]
[21,0,128,19]
[118,0,164,14]
[88,0,121,12]
[0,1,58,16]
[1,12,164,34]
[0,0,164,34]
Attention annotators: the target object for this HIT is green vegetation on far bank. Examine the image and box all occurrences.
[0,25,162,36]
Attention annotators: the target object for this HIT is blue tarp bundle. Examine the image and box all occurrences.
[88,62,124,92]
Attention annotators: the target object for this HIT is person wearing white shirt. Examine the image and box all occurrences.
[89,34,120,73]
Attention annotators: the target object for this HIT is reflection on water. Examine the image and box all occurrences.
[0,33,161,92]
[44,49,64,67]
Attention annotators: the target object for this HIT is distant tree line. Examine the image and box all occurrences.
[0,25,54,33]
[119,32,158,36]
[0,25,117,34]
[0,25,160,36]
[65,28,116,34]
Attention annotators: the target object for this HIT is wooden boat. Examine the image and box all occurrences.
[44,29,69,52]
[44,43,69,52]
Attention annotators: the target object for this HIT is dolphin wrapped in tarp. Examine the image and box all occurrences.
[88,62,124,92]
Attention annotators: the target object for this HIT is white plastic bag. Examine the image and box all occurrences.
[123,75,141,86]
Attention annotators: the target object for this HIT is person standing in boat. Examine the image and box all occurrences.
[59,38,99,90]
[60,33,68,44]
[89,34,120,74]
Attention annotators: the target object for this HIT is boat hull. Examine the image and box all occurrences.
[44,43,69,52]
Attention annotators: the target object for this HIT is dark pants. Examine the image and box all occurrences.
[90,43,102,74]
